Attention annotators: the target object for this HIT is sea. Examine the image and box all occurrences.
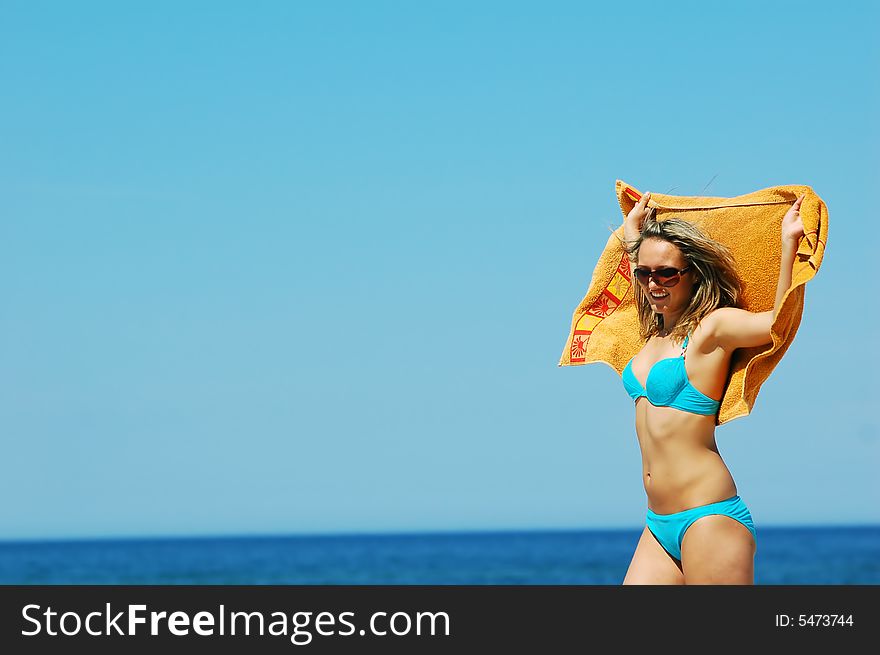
[0,525,877,585]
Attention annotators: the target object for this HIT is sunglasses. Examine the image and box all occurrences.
[633,266,691,287]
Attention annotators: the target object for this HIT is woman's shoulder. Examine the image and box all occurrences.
[689,308,735,352]
[694,306,773,352]
[695,307,749,333]
[701,306,742,323]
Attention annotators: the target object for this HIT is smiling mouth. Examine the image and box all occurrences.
[649,291,669,300]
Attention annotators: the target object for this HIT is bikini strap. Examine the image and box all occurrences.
[680,333,691,357]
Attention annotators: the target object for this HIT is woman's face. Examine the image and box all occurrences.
[635,237,696,317]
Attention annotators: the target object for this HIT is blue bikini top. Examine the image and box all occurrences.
[621,334,721,416]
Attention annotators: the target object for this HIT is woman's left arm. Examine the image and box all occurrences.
[773,193,807,316]
[706,194,806,350]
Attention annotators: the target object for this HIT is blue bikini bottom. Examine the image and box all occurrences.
[645,495,757,561]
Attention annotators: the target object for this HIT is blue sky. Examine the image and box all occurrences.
[1,1,877,540]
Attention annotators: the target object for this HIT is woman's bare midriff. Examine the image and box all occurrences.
[634,400,737,514]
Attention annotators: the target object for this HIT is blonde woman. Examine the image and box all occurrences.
[620,191,805,584]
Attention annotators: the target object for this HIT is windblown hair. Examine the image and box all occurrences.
[625,216,743,342]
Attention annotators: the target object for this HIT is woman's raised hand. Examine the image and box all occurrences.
[781,193,806,245]
[625,191,654,232]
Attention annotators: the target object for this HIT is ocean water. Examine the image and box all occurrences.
[0,525,877,585]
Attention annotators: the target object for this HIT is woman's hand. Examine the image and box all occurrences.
[772,193,806,316]
[625,191,654,232]
[781,194,806,246]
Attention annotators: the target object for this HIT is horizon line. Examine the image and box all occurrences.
[2,521,878,545]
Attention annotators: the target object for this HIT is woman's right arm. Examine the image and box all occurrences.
[624,191,653,270]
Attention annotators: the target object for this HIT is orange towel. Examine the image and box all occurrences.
[558,179,828,425]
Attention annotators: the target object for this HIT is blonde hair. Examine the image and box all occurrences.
[626,216,742,342]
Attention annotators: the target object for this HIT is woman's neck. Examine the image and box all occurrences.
[658,310,685,337]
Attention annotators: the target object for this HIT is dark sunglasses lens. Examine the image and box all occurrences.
[635,267,684,287]
[654,268,681,286]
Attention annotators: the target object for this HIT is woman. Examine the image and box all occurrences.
[619,190,805,585]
